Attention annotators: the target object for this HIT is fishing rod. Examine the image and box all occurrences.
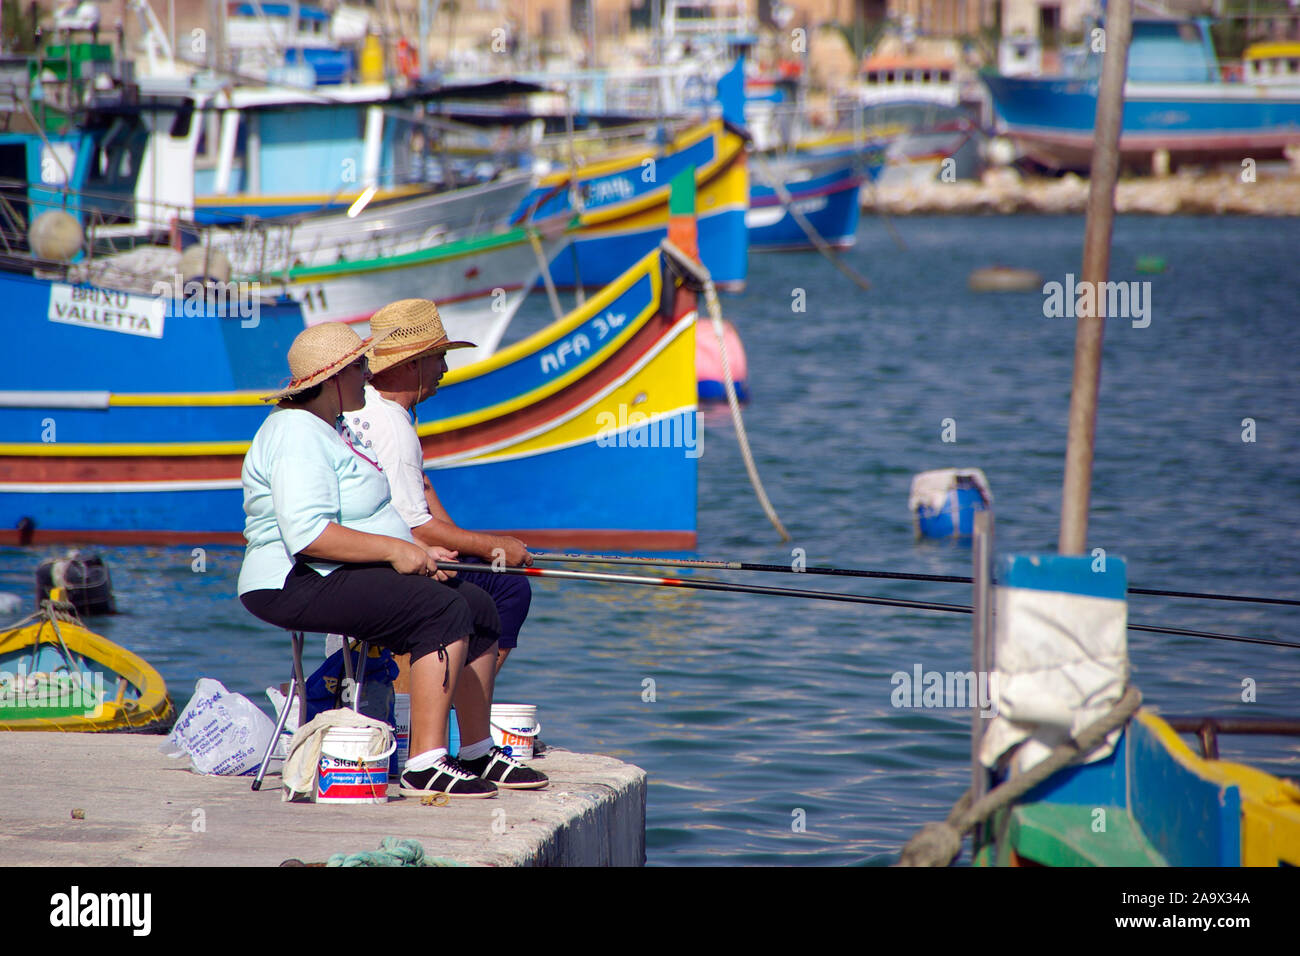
[436,561,968,614]
[436,562,1300,651]
[530,552,1300,609]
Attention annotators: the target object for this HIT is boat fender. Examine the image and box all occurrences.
[179,245,232,285]
[28,211,82,262]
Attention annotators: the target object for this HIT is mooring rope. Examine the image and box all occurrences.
[749,151,873,291]
[895,685,1143,867]
[322,837,465,868]
[661,239,790,542]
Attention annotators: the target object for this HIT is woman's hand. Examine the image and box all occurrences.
[388,539,433,576]
[427,547,458,582]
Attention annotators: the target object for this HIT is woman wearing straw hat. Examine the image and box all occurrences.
[237,322,547,797]
[342,299,535,680]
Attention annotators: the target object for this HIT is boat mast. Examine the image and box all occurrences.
[1058,0,1133,555]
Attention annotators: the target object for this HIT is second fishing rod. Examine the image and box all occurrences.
[433,561,1300,651]
[529,551,1300,609]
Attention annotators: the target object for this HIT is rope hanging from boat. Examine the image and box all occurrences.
[895,685,1143,867]
[526,228,566,324]
[661,239,790,542]
[749,152,873,292]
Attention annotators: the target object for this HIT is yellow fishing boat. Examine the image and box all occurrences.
[0,594,175,733]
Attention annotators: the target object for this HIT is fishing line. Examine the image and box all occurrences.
[437,562,1300,650]
[531,551,1299,608]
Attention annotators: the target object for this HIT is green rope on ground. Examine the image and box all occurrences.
[326,837,466,867]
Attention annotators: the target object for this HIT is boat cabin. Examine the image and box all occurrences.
[1243,42,1300,85]
[858,55,958,107]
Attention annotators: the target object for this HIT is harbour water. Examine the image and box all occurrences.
[3,214,1297,866]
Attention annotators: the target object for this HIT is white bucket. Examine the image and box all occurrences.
[316,726,395,804]
[389,694,411,779]
[489,703,541,761]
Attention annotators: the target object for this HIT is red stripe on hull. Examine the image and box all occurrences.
[419,314,677,460]
[0,455,244,483]
[749,175,863,209]
[0,527,697,550]
[1014,128,1299,168]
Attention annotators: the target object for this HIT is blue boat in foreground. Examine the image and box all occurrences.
[0,243,699,549]
[898,528,1300,868]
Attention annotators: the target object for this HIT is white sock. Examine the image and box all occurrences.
[405,748,447,772]
[458,737,494,761]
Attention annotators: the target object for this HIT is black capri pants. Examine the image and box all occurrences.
[241,562,500,685]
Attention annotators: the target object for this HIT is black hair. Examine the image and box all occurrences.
[281,382,324,405]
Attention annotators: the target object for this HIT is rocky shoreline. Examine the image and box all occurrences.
[868,171,1300,216]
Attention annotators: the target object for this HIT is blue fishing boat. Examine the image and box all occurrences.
[982,16,1300,171]
[747,137,885,251]
[0,195,702,549]
[972,554,1300,867]
[0,69,560,365]
[515,118,749,293]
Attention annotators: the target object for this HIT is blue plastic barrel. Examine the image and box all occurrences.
[916,482,988,538]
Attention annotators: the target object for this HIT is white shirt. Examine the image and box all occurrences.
[339,384,434,530]
[238,407,413,595]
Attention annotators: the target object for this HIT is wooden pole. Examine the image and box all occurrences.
[970,510,993,845]
[1058,0,1133,555]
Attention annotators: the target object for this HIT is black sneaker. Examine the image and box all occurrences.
[399,755,498,799]
[458,746,549,790]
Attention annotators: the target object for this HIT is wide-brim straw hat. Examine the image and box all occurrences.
[367,299,475,375]
[263,322,393,402]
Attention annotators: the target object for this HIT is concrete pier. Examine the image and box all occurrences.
[0,734,646,866]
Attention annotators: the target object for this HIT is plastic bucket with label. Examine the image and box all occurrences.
[489,704,540,761]
[316,726,395,804]
[389,694,410,779]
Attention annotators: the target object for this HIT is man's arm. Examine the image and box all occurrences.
[410,474,532,565]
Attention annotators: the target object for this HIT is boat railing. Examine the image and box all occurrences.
[1165,716,1300,761]
[0,165,536,291]
[0,179,235,290]
[533,118,695,169]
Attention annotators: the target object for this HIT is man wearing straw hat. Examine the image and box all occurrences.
[342,299,536,681]
[238,322,547,797]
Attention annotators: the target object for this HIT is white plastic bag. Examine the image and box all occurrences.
[159,678,276,775]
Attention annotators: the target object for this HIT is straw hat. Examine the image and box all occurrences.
[263,322,393,402]
[367,299,475,376]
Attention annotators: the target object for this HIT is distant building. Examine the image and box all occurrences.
[1000,0,1093,45]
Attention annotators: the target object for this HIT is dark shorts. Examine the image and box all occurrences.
[241,563,500,677]
[454,557,532,650]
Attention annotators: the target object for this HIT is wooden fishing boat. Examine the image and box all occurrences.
[747,138,884,251]
[0,186,701,549]
[517,117,749,292]
[974,708,1300,867]
[904,547,1300,868]
[0,598,175,733]
[981,17,1300,172]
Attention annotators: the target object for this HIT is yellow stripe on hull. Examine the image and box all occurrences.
[194,184,427,208]
[538,120,748,231]
[1138,711,1300,866]
[460,316,698,465]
